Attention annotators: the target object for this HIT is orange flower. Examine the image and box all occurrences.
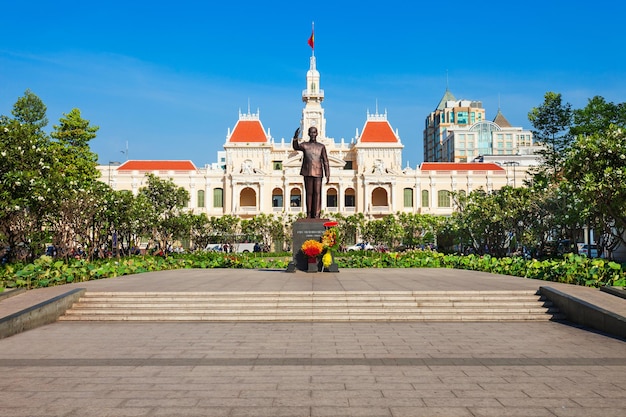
[301,240,324,258]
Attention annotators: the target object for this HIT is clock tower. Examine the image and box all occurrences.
[300,53,328,142]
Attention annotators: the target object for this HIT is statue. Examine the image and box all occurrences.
[292,126,330,219]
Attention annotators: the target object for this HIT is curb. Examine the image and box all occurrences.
[539,286,626,340]
[0,288,86,340]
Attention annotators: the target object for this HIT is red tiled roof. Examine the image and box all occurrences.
[118,160,197,171]
[420,162,504,172]
[229,120,267,143]
[360,121,398,143]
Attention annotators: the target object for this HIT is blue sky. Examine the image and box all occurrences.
[2,0,625,168]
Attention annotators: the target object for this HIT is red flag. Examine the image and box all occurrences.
[308,30,314,49]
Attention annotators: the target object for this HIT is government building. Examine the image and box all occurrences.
[98,52,534,219]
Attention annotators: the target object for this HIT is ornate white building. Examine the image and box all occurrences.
[99,53,528,219]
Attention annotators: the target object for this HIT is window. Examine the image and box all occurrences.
[290,189,301,207]
[272,188,283,208]
[345,188,356,207]
[197,190,205,208]
[403,188,413,208]
[272,195,283,207]
[371,187,388,206]
[239,187,256,207]
[438,190,451,208]
[457,111,468,124]
[326,188,338,208]
[344,161,353,170]
[421,190,429,207]
[273,161,283,170]
[213,188,223,208]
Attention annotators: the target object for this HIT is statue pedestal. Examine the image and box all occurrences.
[286,219,338,273]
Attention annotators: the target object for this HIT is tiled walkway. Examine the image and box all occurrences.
[1,268,625,416]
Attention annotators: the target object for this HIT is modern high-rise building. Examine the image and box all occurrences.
[423,90,537,163]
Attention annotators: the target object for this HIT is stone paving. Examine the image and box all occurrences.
[0,268,625,416]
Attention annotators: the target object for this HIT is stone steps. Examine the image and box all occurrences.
[59,290,564,322]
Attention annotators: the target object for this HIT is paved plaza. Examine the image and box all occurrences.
[1,268,625,417]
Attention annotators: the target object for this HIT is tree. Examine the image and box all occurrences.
[333,213,366,247]
[11,89,48,129]
[137,174,190,253]
[396,212,440,249]
[0,91,52,262]
[362,215,403,249]
[240,213,284,251]
[528,92,573,180]
[46,108,101,259]
[564,125,626,255]
[450,187,538,257]
[571,96,626,137]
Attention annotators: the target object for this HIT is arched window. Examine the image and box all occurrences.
[213,188,223,208]
[239,187,256,207]
[290,188,301,207]
[421,190,429,207]
[437,190,451,208]
[326,188,338,208]
[403,188,413,208]
[371,187,388,207]
[197,190,205,208]
[272,188,283,208]
[344,188,356,207]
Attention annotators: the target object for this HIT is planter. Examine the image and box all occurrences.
[307,256,319,273]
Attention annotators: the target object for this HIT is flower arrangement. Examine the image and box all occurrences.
[301,239,324,258]
[321,224,340,269]
[321,227,340,252]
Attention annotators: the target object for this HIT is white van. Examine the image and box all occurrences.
[205,242,256,253]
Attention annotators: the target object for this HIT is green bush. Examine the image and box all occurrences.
[1,250,624,291]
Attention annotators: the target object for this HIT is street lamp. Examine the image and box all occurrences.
[503,161,520,187]
[108,161,121,188]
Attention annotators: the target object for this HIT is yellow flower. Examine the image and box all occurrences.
[322,251,333,268]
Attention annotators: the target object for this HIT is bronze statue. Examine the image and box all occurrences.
[293,126,330,218]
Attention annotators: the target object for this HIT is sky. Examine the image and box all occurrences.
[2,0,625,168]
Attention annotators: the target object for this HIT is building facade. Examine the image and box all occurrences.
[99,54,530,219]
[423,90,536,163]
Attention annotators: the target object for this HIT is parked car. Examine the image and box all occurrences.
[577,243,599,258]
[204,243,223,252]
[347,242,374,251]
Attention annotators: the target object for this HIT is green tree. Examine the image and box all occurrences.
[451,187,538,257]
[571,96,626,137]
[396,212,441,248]
[208,215,241,248]
[0,91,51,261]
[138,174,190,253]
[46,108,101,259]
[564,125,626,255]
[362,215,403,249]
[11,89,48,129]
[240,213,284,251]
[528,92,573,180]
[334,213,366,247]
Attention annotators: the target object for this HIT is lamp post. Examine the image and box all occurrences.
[108,161,121,188]
[503,161,520,187]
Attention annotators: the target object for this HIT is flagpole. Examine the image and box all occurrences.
[308,21,315,57]
[312,21,314,57]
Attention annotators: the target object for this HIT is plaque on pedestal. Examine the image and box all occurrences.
[286,218,327,272]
